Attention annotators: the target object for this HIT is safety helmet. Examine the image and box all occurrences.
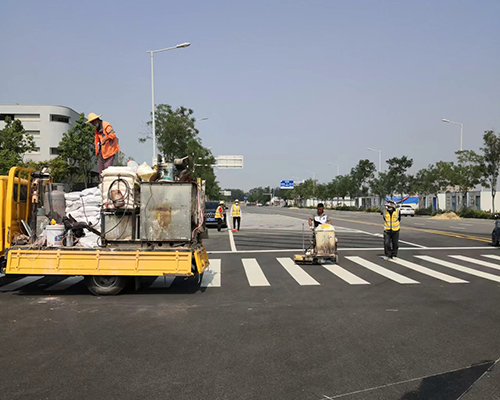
[385,200,396,207]
[235,199,239,203]
[219,201,224,205]
[86,112,102,124]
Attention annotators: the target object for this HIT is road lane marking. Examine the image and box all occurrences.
[415,256,500,283]
[228,220,237,252]
[242,259,270,286]
[277,258,320,285]
[322,264,370,285]
[482,254,500,262]
[345,256,420,284]
[413,223,426,226]
[354,228,427,248]
[45,276,84,291]
[201,259,221,287]
[390,258,468,283]
[150,276,176,288]
[449,226,466,230]
[449,255,500,272]
[0,276,44,291]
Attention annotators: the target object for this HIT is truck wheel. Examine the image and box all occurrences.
[85,275,129,296]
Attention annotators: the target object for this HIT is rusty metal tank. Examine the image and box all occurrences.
[140,182,199,242]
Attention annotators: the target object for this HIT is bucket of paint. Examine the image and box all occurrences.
[45,225,65,247]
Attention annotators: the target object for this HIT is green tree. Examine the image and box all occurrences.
[386,156,413,197]
[147,104,220,199]
[479,131,500,213]
[350,159,376,208]
[433,161,455,211]
[23,158,68,183]
[57,113,96,188]
[369,172,391,208]
[0,117,37,174]
[453,150,483,210]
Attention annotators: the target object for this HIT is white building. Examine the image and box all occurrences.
[0,104,80,162]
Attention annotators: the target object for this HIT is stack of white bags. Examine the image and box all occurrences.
[64,187,102,248]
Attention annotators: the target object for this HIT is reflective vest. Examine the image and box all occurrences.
[232,205,241,217]
[215,206,224,219]
[384,209,400,231]
[95,121,120,159]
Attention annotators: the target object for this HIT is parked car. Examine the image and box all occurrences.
[398,204,415,217]
[204,201,228,228]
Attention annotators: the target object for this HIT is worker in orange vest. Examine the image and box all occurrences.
[87,112,120,175]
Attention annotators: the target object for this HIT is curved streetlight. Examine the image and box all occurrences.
[147,42,191,163]
[328,162,340,176]
[441,118,463,151]
[367,147,382,177]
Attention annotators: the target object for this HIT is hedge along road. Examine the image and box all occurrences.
[242,206,493,248]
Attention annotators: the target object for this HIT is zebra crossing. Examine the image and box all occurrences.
[1,252,500,293]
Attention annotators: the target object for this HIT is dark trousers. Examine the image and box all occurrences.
[98,153,115,175]
[233,217,241,230]
[384,230,400,257]
[217,218,223,232]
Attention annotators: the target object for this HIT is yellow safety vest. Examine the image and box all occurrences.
[232,205,241,217]
[215,206,224,219]
[384,209,400,231]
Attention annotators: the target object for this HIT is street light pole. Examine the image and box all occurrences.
[147,42,191,164]
[367,147,382,177]
[328,162,340,176]
[441,119,463,151]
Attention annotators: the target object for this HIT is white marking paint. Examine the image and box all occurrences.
[482,254,500,262]
[277,258,320,286]
[449,226,466,230]
[449,255,500,272]
[228,220,237,252]
[150,276,176,288]
[345,256,420,284]
[415,256,500,283]
[322,264,370,285]
[201,259,221,287]
[0,276,44,292]
[46,276,84,291]
[390,258,468,284]
[242,258,270,286]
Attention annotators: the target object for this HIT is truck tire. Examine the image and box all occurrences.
[85,275,129,296]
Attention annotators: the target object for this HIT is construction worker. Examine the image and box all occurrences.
[231,199,242,231]
[86,112,120,175]
[383,200,401,260]
[308,203,332,228]
[215,201,225,232]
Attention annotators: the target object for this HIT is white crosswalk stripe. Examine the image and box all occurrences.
[242,259,270,286]
[345,256,420,284]
[45,276,84,291]
[201,259,221,287]
[390,258,468,284]
[482,254,500,262]
[450,255,500,272]
[0,276,44,292]
[416,256,500,283]
[277,258,320,285]
[322,264,370,285]
[150,276,176,288]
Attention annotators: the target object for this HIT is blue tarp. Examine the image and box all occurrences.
[386,195,418,204]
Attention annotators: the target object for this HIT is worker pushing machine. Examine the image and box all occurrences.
[87,112,120,175]
[215,201,225,232]
[231,199,242,231]
[383,200,401,260]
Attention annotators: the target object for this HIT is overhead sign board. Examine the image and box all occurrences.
[217,155,244,169]
[222,190,231,196]
[280,180,294,189]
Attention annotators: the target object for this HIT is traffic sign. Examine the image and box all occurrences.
[217,155,244,169]
[280,180,294,189]
[244,196,248,200]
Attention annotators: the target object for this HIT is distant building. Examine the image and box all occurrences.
[0,104,80,162]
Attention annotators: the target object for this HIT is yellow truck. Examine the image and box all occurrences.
[1,167,209,295]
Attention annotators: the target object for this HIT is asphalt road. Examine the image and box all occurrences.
[0,206,499,399]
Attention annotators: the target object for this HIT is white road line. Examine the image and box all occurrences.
[413,223,426,226]
[45,276,84,291]
[345,256,420,284]
[322,264,370,285]
[150,276,176,288]
[449,226,466,230]
[277,258,320,286]
[0,276,44,292]
[399,240,427,248]
[228,220,237,252]
[482,254,500,262]
[356,228,427,249]
[390,258,468,284]
[201,259,221,287]
[242,259,270,286]
[449,255,500,272]
[415,256,500,283]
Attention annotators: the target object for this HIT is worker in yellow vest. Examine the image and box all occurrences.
[383,200,401,260]
[231,199,242,231]
[215,201,225,232]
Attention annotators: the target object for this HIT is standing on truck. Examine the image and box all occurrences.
[87,112,120,175]
[231,199,242,231]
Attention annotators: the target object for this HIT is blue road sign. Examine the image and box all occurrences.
[280,180,294,189]
[244,196,248,200]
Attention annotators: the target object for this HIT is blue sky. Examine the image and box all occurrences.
[2,0,500,190]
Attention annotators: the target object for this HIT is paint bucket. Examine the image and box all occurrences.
[45,225,65,247]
